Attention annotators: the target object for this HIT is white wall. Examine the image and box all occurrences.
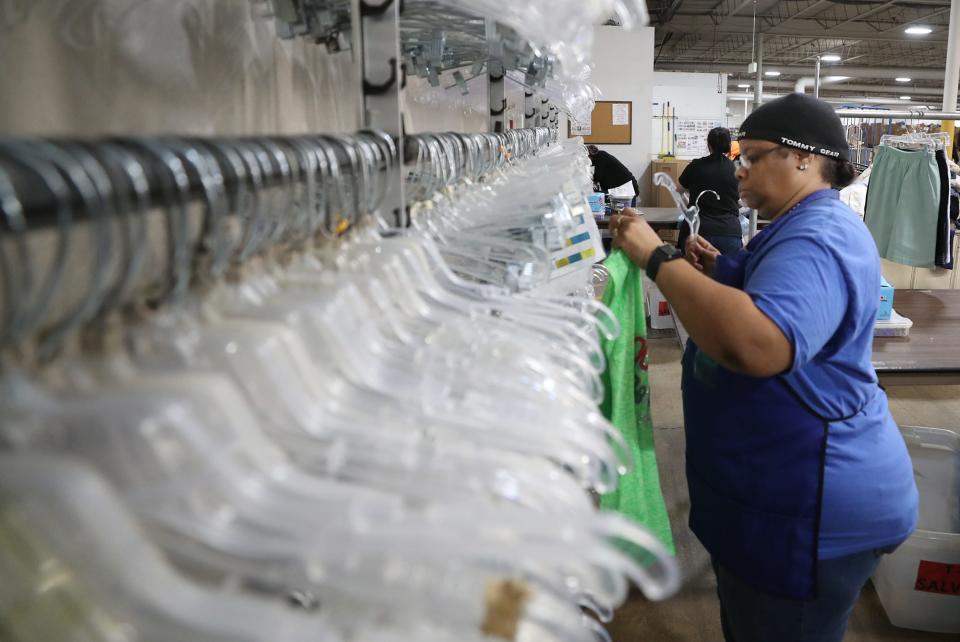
[726,99,752,130]
[505,77,528,130]
[651,72,728,158]
[404,71,529,134]
[583,25,656,205]
[0,2,361,137]
[404,74,489,134]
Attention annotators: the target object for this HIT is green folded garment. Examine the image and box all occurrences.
[599,250,675,555]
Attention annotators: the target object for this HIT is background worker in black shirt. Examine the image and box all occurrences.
[677,127,743,256]
[587,145,639,200]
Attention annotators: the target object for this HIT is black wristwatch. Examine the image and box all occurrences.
[645,244,684,282]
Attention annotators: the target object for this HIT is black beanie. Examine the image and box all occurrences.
[739,94,849,162]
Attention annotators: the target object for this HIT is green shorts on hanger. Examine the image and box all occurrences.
[864,145,940,267]
[599,250,675,555]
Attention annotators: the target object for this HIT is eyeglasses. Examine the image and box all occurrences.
[735,146,786,170]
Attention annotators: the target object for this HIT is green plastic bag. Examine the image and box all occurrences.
[599,250,675,555]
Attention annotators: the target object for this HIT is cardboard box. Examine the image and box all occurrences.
[651,159,690,208]
[657,229,679,244]
[878,275,894,321]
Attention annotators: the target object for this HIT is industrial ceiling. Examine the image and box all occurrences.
[649,0,954,107]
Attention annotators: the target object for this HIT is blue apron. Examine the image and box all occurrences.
[682,190,866,600]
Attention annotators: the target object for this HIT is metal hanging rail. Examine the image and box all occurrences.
[0,134,393,231]
[834,109,960,121]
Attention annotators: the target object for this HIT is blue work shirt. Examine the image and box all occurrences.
[742,191,918,559]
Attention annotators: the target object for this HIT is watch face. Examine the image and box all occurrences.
[662,244,682,259]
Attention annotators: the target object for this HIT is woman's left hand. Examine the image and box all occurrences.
[610,209,664,269]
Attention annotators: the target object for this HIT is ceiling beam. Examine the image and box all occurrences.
[810,1,900,29]
[655,32,674,62]
[824,1,898,32]
[760,80,947,96]
[665,13,950,36]
[671,31,702,58]
[658,0,685,26]
[710,35,755,63]
[654,62,947,80]
[770,0,832,31]
[709,0,756,28]
[876,7,951,33]
[657,21,948,44]
[764,37,828,61]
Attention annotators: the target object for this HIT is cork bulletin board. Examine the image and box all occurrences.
[568,101,633,145]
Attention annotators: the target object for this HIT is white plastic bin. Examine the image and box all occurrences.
[644,278,675,331]
[872,426,960,634]
[873,309,913,338]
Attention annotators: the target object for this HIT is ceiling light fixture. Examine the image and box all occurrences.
[895,77,911,82]
[764,70,781,77]
[820,54,841,62]
[825,76,849,82]
[737,83,751,88]
[905,26,933,35]
[899,96,912,100]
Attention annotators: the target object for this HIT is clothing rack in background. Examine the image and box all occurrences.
[850,120,959,271]
[836,109,960,172]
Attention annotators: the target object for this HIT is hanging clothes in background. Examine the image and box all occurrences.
[840,173,868,220]
[935,149,953,268]
[864,145,941,268]
[598,250,675,556]
[948,188,959,270]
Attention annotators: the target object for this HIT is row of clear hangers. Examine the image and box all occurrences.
[879,131,950,152]
[0,126,679,642]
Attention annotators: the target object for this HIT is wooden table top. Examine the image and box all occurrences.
[596,207,683,230]
[596,207,770,232]
[873,289,960,384]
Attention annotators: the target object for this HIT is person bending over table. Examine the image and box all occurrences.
[587,144,639,199]
[609,94,918,642]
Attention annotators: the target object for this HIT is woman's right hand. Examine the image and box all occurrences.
[685,235,720,276]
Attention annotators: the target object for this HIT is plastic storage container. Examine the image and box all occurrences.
[878,275,894,321]
[872,426,960,634]
[874,309,913,337]
[588,193,605,218]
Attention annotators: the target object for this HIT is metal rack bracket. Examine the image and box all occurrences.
[355,0,407,227]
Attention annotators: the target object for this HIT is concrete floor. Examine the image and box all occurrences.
[606,336,960,642]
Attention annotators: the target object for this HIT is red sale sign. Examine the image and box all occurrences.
[914,561,960,596]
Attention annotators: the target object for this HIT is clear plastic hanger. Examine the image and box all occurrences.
[0,454,338,642]
[262,140,628,470]
[0,367,663,637]
[342,134,616,415]
[653,171,718,241]
[2,280,604,642]
[158,134,636,504]
[879,131,948,152]
[0,133,679,640]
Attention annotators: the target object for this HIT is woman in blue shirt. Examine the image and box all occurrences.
[609,94,918,642]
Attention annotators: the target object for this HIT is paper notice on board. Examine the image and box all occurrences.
[571,120,592,136]
[612,103,629,126]
[675,119,723,158]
